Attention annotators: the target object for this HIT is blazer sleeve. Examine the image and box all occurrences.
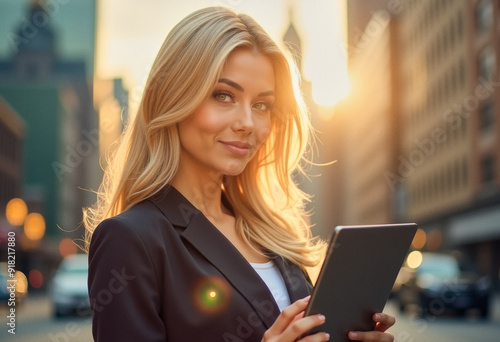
[88,217,166,341]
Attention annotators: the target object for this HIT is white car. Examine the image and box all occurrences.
[50,254,90,318]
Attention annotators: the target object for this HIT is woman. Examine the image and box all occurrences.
[84,7,395,342]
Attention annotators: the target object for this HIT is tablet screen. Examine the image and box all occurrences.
[304,223,418,341]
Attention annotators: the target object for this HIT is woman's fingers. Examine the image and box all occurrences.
[346,312,395,341]
[373,313,396,332]
[262,296,330,341]
[279,314,326,341]
[348,330,394,342]
[299,331,330,342]
[264,296,310,336]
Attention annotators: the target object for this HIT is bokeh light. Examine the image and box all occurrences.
[411,228,427,250]
[28,269,43,289]
[426,230,443,251]
[5,198,28,226]
[24,213,46,241]
[59,238,78,257]
[13,271,28,296]
[406,250,423,269]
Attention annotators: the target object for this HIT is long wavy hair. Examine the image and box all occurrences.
[83,7,325,269]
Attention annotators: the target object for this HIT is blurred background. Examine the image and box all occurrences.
[0,0,499,341]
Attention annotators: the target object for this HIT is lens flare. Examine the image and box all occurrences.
[193,276,230,315]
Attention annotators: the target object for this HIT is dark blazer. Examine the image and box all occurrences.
[88,186,312,342]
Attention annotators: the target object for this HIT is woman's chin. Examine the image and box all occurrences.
[220,161,248,176]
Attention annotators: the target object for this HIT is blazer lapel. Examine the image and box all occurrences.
[272,256,312,303]
[149,186,280,329]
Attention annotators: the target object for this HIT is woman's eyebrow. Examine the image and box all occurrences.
[258,90,275,97]
[218,78,244,91]
[218,78,274,97]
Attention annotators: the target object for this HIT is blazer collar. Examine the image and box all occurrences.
[272,256,312,303]
[149,186,311,327]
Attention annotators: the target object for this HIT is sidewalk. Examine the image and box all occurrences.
[491,292,500,322]
[0,292,52,322]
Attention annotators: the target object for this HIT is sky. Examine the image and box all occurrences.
[96,0,350,107]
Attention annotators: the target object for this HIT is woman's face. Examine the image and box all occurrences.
[177,48,274,177]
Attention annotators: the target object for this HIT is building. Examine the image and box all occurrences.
[397,0,500,289]
[0,97,25,250]
[279,2,340,239]
[342,12,401,225]
[346,0,398,59]
[0,0,98,240]
[94,77,129,168]
[307,1,403,234]
[0,98,25,210]
[340,0,500,290]
[0,0,96,81]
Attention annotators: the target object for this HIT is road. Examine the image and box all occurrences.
[385,300,500,342]
[1,293,500,341]
[0,294,92,342]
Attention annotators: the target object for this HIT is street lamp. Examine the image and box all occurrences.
[24,213,46,241]
[5,198,28,226]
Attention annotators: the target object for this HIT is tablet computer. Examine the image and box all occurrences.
[305,223,418,341]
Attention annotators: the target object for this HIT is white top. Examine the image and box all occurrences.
[250,260,291,312]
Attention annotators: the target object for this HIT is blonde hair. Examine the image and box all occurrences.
[83,7,325,269]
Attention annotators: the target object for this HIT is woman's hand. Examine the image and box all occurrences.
[262,296,330,342]
[347,313,396,341]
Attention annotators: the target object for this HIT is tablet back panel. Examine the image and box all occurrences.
[305,223,417,341]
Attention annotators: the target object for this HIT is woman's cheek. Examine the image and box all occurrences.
[255,116,272,143]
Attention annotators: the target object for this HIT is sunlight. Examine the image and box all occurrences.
[310,50,350,106]
[299,0,350,106]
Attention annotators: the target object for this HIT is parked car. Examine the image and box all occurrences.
[0,267,27,306]
[49,254,90,318]
[394,252,491,318]
[0,271,9,304]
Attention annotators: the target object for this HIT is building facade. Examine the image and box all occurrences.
[342,13,400,225]
[0,0,98,239]
[341,0,500,289]
[0,98,25,211]
[397,0,500,286]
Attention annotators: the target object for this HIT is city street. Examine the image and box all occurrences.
[1,293,500,341]
[0,294,92,342]
[385,299,500,342]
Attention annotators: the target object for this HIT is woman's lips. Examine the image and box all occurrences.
[220,141,252,156]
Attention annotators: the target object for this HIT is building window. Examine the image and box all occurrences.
[481,155,495,184]
[462,156,469,187]
[476,0,493,32]
[459,57,466,86]
[479,101,495,133]
[478,46,496,80]
[457,12,464,39]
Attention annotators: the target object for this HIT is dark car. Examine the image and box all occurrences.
[394,252,491,318]
[49,254,91,318]
[0,271,9,304]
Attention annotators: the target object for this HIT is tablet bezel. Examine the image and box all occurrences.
[304,223,418,340]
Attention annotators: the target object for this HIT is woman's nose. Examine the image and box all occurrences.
[232,104,254,133]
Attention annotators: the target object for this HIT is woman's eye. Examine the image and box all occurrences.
[213,91,233,103]
[254,102,273,111]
